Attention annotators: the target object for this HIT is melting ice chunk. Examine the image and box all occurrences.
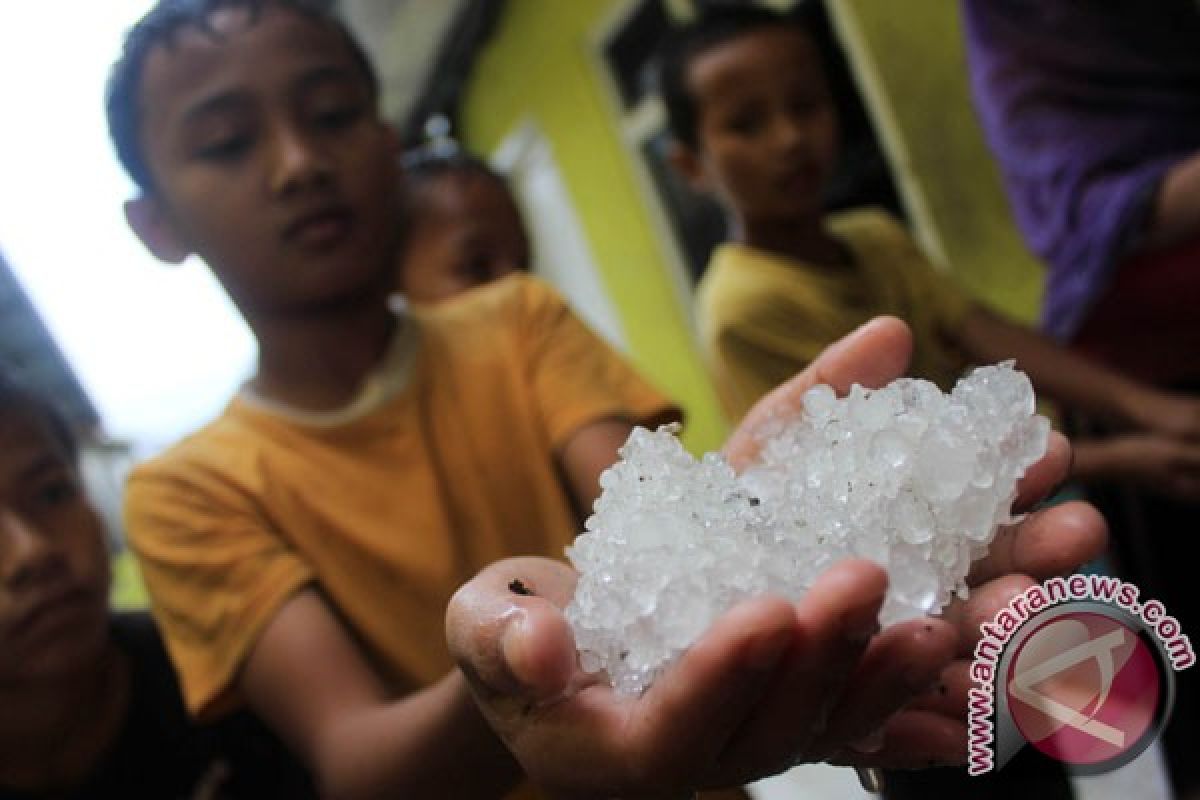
[565,362,1049,694]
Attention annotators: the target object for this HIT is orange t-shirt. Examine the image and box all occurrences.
[125,275,675,718]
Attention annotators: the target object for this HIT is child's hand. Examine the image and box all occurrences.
[447,555,955,797]
[446,317,1107,797]
[1124,387,1200,442]
[446,467,1104,796]
[1093,432,1200,500]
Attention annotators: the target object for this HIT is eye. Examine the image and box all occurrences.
[789,94,826,119]
[458,252,494,284]
[34,478,78,509]
[311,103,364,132]
[195,133,253,162]
[725,107,765,136]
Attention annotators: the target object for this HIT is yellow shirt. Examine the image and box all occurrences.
[696,208,973,421]
[125,275,675,718]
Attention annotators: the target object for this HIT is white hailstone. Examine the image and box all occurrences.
[564,362,1050,695]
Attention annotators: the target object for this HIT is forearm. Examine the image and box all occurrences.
[956,307,1144,425]
[1070,439,1132,484]
[1143,150,1200,251]
[311,670,522,800]
[240,590,523,800]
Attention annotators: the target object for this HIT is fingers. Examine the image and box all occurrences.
[829,709,966,769]
[446,557,579,700]
[906,660,973,719]
[624,595,798,790]
[1013,431,1072,513]
[712,560,889,781]
[942,573,1036,657]
[725,317,914,470]
[813,617,957,757]
[967,500,1107,586]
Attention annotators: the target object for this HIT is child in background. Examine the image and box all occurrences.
[396,142,531,304]
[109,1,1106,797]
[660,5,1193,797]
[0,371,314,799]
[663,5,1200,505]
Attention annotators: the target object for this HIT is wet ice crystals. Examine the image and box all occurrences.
[565,363,1050,694]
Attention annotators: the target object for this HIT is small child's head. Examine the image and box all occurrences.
[659,5,838,230]
[395,146,531,304]
[0,372,109,683]
[107,0,401,319]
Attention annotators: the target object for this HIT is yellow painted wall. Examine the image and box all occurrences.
[829,0,1044,323]
[461,0,729,454]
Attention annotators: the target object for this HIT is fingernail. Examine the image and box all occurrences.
[745,629,790,671]
[501,613,530,681]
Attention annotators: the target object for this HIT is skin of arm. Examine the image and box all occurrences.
[1143,150,1200,252]
[239,589,522,800]
[558,418,640,514]
[955,304,1200,492]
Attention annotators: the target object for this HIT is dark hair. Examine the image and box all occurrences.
[106,0,380,192]
[658,2,842,149]
[0,369,79,464]
[400,141,511,196]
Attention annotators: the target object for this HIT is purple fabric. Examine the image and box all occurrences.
[961,0,1200,339]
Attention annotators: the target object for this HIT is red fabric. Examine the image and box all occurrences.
[1071,236,1200,385]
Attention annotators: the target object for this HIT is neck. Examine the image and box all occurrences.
[736,212,848,266]
[248,288,397,411]
[0,642,130,791]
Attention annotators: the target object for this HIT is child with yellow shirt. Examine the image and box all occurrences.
[664,6,1200,502]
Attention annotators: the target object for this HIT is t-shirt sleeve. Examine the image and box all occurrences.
[907,254,973,336]
[124,456,313,719]
[510,277,679,448]
[698,267,835,422]
[868,211,974,337]
[711,298,827,421]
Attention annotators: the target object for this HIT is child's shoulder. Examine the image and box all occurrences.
[125,401,273,494]
[828,206,911,241]
[414,272,571,332]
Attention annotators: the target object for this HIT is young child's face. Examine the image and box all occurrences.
[0,409,109,683]
[134,6,399,315]
[397,172,531,304]
[686,26,838,226]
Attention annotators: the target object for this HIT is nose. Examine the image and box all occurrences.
[0,509,59,590]
[268,124,333,197]
[771,112,807,153]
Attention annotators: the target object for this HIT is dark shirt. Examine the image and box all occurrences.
[0,612,316,800]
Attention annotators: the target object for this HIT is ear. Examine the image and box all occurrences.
[667,140,709,193]
[124,195,191,264]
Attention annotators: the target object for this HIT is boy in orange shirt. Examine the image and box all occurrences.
[110,2,1105,797]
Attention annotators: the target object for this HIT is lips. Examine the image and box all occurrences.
[8,586,97,642]
[776,163,820,192]
[283,206,355,249]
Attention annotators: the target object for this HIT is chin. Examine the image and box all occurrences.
[22,614,110,681]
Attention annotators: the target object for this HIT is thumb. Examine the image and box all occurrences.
[446,556,579,700]
[725,316,914,470]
